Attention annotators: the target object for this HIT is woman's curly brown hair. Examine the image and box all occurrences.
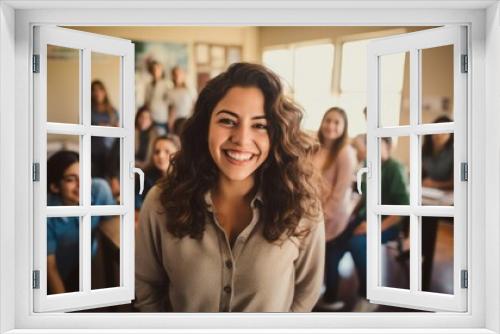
[158,62,321,242]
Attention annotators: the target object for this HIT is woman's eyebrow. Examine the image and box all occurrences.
[216,110,267,120]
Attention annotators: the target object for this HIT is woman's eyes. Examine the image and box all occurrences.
[218,118,267,130]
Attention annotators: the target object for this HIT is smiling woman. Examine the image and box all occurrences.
[134,62,325,312]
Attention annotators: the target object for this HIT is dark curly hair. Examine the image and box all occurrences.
[158,62,321,242]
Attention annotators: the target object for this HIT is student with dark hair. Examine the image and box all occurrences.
[135,105,160,170]
[91,80,119,178]
[46,150,115,294]
[135,62,325,312]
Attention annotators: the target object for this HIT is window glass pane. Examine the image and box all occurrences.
[421,45,454,124]
[421,133,454,206]
[341,39,372,93]
[47,134,81,206]
[47,216,81,294]
[91,52,121,127]
[92,215,121,290]
[262,48,294,94]
[380,215,409,290]
[47,45,80,124]
[91,137,120,205]
[379,52,408,127]
[379,136,410,206]
[293,43,335,131]
[421,216,454,294]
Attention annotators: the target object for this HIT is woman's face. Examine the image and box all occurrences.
[51,161,80,206]
[320,110,345,141]
[432,133,451,149]
[137,111,153,130]
[152,139,178,173]
[208,86,270,185]
[91,84,106,104]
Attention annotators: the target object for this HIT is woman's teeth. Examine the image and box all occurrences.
[225,150,254,161]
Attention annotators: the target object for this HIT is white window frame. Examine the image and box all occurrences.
[33,26,136,312]
[0,1,499,333]
[366,26,467,312]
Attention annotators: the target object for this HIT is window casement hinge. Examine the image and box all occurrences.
[461,269,468,289]
[32,55,40,73]
[33,270,40,289]
[32,163,40,182]
[461,162,468,182]
[461,54,468,73]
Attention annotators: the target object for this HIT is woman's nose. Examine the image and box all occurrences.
[230,124,252,145]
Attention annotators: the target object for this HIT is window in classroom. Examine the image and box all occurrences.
[263,42,335,131]
[339,39,406,137]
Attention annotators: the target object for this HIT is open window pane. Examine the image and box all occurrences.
[47,45,80,124]
[91,52,121,127]
[91,137,120,204]
[47,216,81,294]
[379,136,410,206]
[421,45,454,124]
[421,134,454,206]
[421,216,454,295]
[92,215,121,290]
[379,52,407,128]
[380,215,409,290]
[47,134,81,207]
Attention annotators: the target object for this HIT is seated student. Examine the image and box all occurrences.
[135,135,180,210]
[348,137,410,311]
[135,105,160,170]
[46,150,115,294]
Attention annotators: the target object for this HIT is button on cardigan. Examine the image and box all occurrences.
[134,185,325,312]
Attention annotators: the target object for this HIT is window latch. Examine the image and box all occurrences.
[130,162,145,195]
[356,162,371,195]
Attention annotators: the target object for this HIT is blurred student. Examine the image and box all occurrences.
[134,63,325,312]
[168,66,197,128]
[421,115,454,290]
[351,107,367,164]
[91,80,119,178]
[422,115,454,190]
[144,60,172,135]
[135,105,160,170]
[312,107,357,310]
[46,151,115,294]
[135,135,180,209]
[348,137,410,311]
[172,117,188,137]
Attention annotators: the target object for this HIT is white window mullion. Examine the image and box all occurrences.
[81,47,92,294]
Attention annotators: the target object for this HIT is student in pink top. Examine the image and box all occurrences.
[313,106,357,311]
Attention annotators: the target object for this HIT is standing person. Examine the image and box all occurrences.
[135,135,180,209]
[46,150,115,294]
[168,66,197,129]
[91,80,119,178]
[144,60,172,135]
[135,63,325,312]
[312,107,357,311]
[135,105,160,170]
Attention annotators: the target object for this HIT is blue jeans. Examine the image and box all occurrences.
[348,226,400,298]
